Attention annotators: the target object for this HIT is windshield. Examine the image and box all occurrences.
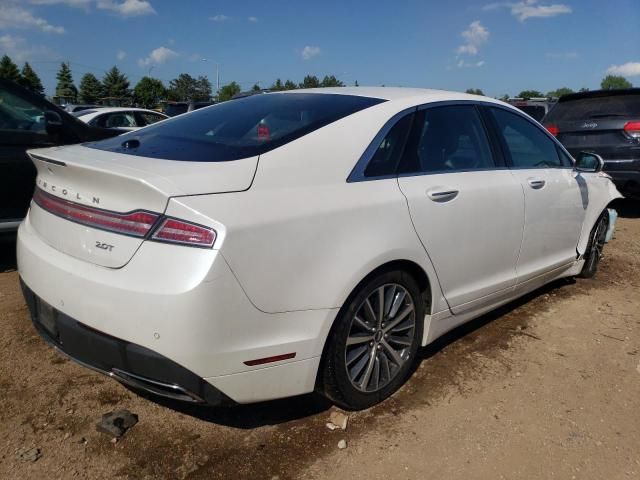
[88,93,386,162]
[545,94,640,122]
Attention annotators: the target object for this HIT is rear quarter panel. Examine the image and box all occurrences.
[168,101,447,314]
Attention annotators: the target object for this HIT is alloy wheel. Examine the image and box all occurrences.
[345,283,416,393]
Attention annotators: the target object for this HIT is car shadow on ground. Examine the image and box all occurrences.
[131,277,575,429]
[0,235,17,273]
[612,198,640,218]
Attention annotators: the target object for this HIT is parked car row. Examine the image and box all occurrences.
[14,86,621,410]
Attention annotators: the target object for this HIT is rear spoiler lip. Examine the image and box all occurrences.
[30,154,66,167]
[558,88,640,103]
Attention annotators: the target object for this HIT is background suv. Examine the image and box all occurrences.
[543,88,640,199]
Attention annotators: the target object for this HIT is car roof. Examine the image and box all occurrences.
[76,107,168,118]
[558,88,640,103]
[278,86,507,106]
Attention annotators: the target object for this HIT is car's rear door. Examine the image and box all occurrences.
[0,86,56,228]
[396,104,524,314]
[486,106,585,284]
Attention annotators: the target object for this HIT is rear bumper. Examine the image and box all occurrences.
[17,211,337,404]
[21,280,231,405]
[603,161,640,198]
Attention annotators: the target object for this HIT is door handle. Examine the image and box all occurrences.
[527,178,546,189]
[427,188,459,202]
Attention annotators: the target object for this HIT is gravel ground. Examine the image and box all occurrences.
[1,200,639,480]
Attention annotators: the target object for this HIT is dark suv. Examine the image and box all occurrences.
[543,89,640,198]
[0,79,122,234]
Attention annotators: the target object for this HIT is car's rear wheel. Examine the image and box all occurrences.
[320,270,425,410]
[579,211,609,279]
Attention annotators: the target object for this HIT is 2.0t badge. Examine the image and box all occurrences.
[95,241,114,252]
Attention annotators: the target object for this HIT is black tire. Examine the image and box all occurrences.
[319,270,425,410]
[579,211,609,279]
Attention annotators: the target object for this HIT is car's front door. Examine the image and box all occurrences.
[0,87,56,228]
[485,106,585,283]
[397,104,524,314]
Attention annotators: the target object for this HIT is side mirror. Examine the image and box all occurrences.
[575,151,604,173]
[44,110,63,135]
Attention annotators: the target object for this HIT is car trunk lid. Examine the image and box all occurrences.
[27,144,257,268]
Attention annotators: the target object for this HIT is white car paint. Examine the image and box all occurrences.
[75,107,168,131]
[17,87,621,405]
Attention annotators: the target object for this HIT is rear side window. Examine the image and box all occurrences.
[399,105,495,174]
[545,94,640,122]
[89,93,386,162]
[363,114,413,178]
[490,107,562,168]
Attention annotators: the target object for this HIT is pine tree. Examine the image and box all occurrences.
[55,62,77,101]
[78,73,104,103]
[19,62,44,95]
[102,66,130,98]
[0,55,21,82]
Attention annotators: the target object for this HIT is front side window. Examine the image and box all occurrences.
[0,88,46,134]
[490,107,562,168]
[399,105,495,174]
[89,93,386,162]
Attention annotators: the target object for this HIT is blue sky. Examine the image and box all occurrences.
[0,0,638,97]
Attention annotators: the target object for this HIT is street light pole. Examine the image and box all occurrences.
[201,58,219,98]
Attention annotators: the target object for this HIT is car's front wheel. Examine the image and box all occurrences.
[579,210,609,278]
[320,270,425,410]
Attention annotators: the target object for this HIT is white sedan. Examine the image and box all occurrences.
[18,88,620,409]
[74,107,168,131]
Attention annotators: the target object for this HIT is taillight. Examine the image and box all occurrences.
[623,121,640,139]
[33,187,217,248]
[545,124,559,136]
[151,218,216,248]
[257,120,270,139]
[33,188,158,238]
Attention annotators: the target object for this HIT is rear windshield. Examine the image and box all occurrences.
[164,104,189,116]
[88,93,385,161]
[517,105,547,122]
[545,94,640,122]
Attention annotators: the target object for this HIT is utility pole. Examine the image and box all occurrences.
[201,58,219,98]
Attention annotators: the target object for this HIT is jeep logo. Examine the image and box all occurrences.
[581,122,598,129]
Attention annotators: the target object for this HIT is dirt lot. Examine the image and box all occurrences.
[1,200,639,480]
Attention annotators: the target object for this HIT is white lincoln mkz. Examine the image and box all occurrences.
[18,87,620,409]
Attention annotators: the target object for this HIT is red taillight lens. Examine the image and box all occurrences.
[545,124,559,136]
[33,188,158,238]
[257,123,270,139]
[151,218,216,248]
[623,121,640,139]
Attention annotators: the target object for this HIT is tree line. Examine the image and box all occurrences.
[465,75,633,100]
[0,53,634,108]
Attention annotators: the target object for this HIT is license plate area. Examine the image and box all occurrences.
[36,298,59,340]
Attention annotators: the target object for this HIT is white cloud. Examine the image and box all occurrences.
[97,0,155,17]
[248,16,258,22]
[0,34,57,62]
[116,50,126,60]
[606,62,640,78]
[457,59,486,68]
[209,14,229,21]
[137,46,178,67]
[28,0,91,7]
[545,51,578,59]
[0,5,65,33]
[484,1,572,22]
[301,45,321,60]
[457,20,489,56]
